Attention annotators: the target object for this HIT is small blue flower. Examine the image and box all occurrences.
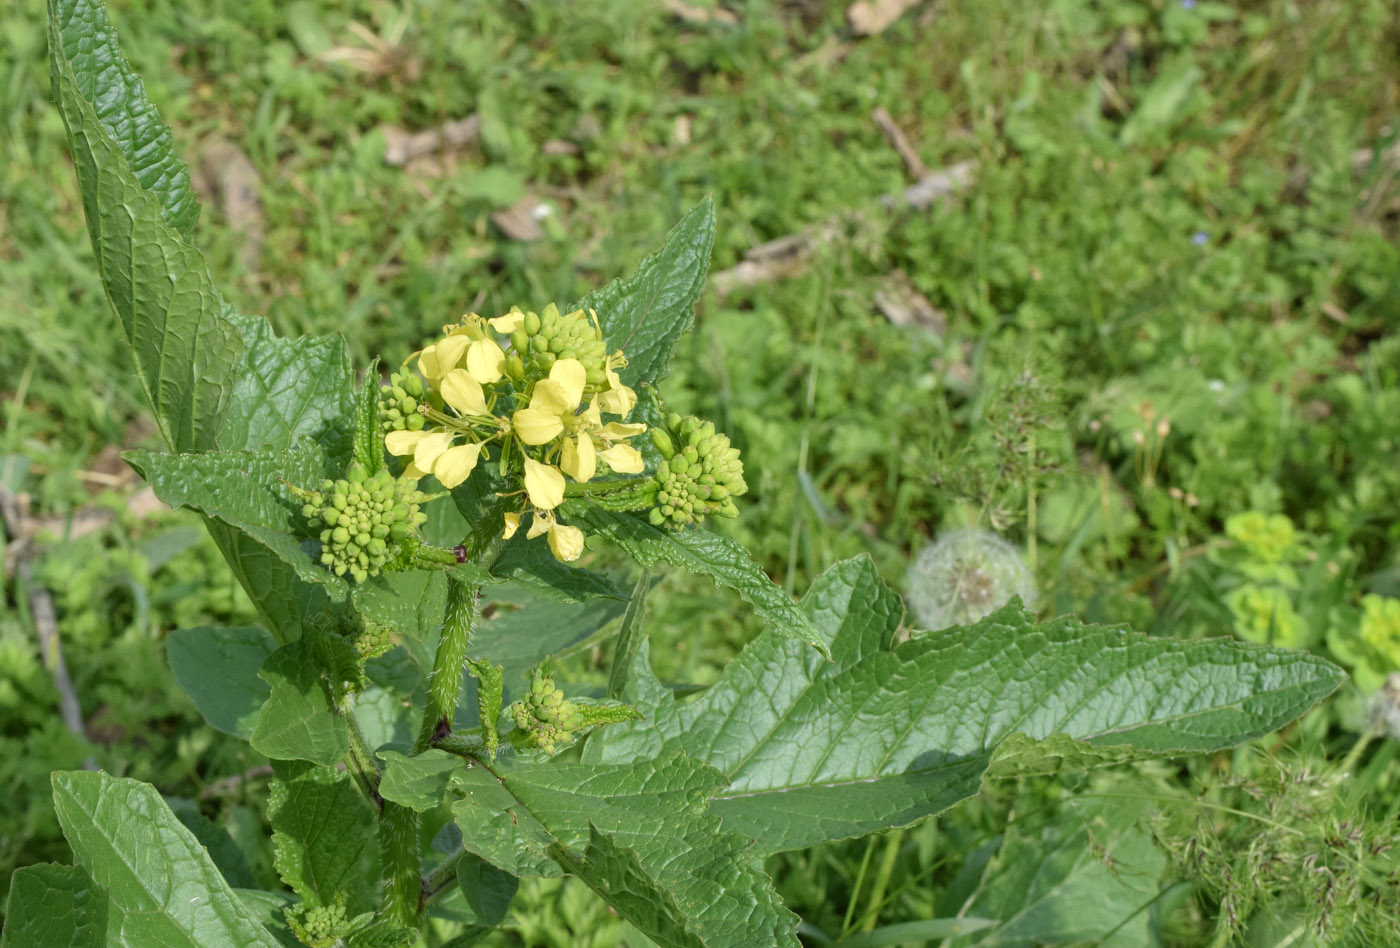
[1192,231,1209,246]
[1180,0,1197,9]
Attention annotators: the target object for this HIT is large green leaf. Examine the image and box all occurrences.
[451,753,799,948]
[353,570,448,643]
[49,0,199,235]
[126,445,342,591]
[1,864,106,948]
[50,771,283,948]
[589,556,1345,853]
[268,761,378,915]
[166,626,275,738]
[574,509,827,656]
[251,638,350,765]
[489,535,625,603]
[575,197,716,388]
[50,3,242,453]
[219,311,356,461]
[471,594,627,708]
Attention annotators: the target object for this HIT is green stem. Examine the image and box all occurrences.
[421,846,468,910]
[415,577,480,753]
[343,705,382,803]
[377,801,421,928]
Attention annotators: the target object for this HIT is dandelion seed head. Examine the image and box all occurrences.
[906,528,1036,630]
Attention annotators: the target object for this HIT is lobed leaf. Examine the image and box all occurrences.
[575,196,716,389]
[50,771,283,948]
[590,556,1345,853]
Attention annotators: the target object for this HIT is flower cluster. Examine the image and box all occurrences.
[647,413,747,527]
[285,895,352,948]
[509,669,584,755]
[297,464,430,583]
[380,305,647,561]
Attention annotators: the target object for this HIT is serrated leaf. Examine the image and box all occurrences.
[251,638,350,765]
[50,5,242,453]
[1,863,106,948]
[233,890,299,948]
[377,749,461,811]
[268,761,378,914]
[574,509,827,657]
[489,535,625,602]
[49,0,199,235]
[576,197,716,388]
[590,556,1344,853]
[219,311,356,461]
[607,570,652,699]
[166,626,275,738]
[50,771,283,948]
[452,753,799,948]
[126,445,343,591]
[353,357,386,474]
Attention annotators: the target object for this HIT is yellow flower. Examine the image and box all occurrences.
[489,310,526,333]
[600,443,644,474]
[465,337,505,385]
[512,358,587,445]
[547,521,585,561]
[502,511,521,539]
[523,457,565,509]
[384,428,481,489]
[439,369,489,416]
[595,355,636,417]
[560,431,596,482]
[417,335,468,380]
[524,510,584,562]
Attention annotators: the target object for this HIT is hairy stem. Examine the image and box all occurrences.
[415,577,480,752]
[378,801,421,928]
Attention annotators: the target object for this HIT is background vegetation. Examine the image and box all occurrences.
[3,0,1400,943]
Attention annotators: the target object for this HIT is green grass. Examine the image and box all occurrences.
[4,0,1400,942]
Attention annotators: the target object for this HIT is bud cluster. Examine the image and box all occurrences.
[285,896,350,948]
[377,368,431,434]
[509,670,584,755]
[350,619,395,662]
[299,463,429,583]
[648,413,747,527]
[507,304,609,389]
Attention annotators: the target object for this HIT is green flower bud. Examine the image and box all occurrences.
[509,668,584,755]
[646,413,748,528]
[299,463,431,583]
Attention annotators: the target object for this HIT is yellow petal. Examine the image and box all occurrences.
[432,442,482,489]
[523,458,565,510]
[439,369,489,416]
[403,460,428,479]
[512,407,565,445]
[595,382,636,418]
[414,431,455,470]
[549,358,587,409]
[600,443,644,474]
[502,511,521,539]
[385,429,427,457]
[581,399,602,427]
[560,434,596,483]
[527,511,551,540]
[528,378,574,416]
[466,338,506,385]
[598,421,647,440]
[418,335,468,379]
[489,311,526,333]
[547,522,585,562]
